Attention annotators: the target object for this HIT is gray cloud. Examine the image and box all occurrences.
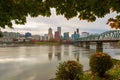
[1,9,117,36]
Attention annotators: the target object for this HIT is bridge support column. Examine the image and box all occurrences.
[96,42,103,52]
[79,42,84,47]
[85,42,90,49]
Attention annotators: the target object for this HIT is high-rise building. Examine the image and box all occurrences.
[25,32,32,38]
[63,32,69,40]
[71,28,80,41]
[44,34,48,41]
[48,27,53,40]
[76,28,79,34]
[54,31,60,42]
[71,33,80,41]
[57,27,61,37]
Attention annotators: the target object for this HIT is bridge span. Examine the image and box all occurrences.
[75,30,120,52]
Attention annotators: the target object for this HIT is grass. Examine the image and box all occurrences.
[82,59,120,80]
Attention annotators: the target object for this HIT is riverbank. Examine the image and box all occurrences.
[0,42,62,47]
[51,59,120,80]
[35,42,61,45]
[82,59,120,80]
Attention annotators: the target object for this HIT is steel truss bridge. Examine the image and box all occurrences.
[75,30,120,52]
[77,30,120,42]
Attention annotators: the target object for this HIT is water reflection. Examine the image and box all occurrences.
[48,46,53,61]
[0,45,120,80]
[54,45,62,61]
[48,45,72,61]
[73,47,80,61]
[63,45,70,56]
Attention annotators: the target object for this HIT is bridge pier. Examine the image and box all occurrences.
[79,42,84,47]
[96,42,103,52]
[85,42,90,49]
[74,42,83,47]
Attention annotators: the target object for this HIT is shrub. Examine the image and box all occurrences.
[89,52,113,77]
[55,60,83,80]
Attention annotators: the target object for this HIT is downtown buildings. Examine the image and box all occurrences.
[0,27,90,43]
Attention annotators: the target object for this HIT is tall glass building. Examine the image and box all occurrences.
[63,32,69,40]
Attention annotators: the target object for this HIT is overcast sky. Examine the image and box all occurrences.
[1,9,117,36]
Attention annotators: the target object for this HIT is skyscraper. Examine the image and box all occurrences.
[63,32,69,40]
[76,28,79,34]
[71,28,80,41]
[48,27,53,40]
[25,32,32,38]
[57,27,61,37]
[54,31,60,42]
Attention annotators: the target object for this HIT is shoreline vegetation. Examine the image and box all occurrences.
[0,42,60,47]
[51,59,120,80]
[82,59,120,80]
[0,41,72,47]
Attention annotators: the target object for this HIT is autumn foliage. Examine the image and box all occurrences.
[89,52,113,77]
[0,0,120,29]
[55,60,83,80]
[107,15,120,29]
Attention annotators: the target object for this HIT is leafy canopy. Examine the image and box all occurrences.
[0,0,120,29]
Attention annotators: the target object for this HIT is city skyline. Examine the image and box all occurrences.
[1,8,117,35]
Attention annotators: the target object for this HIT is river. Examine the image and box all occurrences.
[0,44,120,80]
